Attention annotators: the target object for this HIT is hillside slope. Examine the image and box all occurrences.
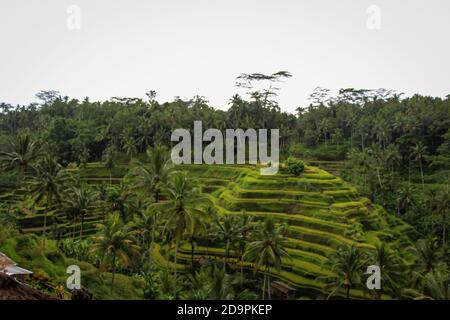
[1,163,415,299]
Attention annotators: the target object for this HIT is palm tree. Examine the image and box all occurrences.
[434,190,450,247]
[156,171,211,298]
[137,117,153,151]
[133,209,158,270]
[91,213,140,293]
[121,135,137,160]
[129,144,173,203]
[183,265,257,300]
[396,184,415,215]
[411,142,428,189]
[244,217,291,300]
[28,156,70,247]
[416,267,449,300]
[65,183,96,240]
[321,244,367,299]
[106,184,133,223]
[236,213,254,287]
[368,243,405,298]
[102,145,116,185]
[410,238,441,274]
[0,132,39,186]
[210,215,240,270]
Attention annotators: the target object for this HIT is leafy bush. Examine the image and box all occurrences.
[285,157,305,176]
[45,250,66,265]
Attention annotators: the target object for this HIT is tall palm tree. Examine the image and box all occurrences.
[434,190,450,247]
[156,171,211,298]
[396,184,415,215]
[210,215,240,270]
[236,213,254,287]
[416,267,450,300]
[410,238,442,274]
[130,144,173,203]
[368,243,405,298]
[106,184,134,223]
[244,218,291,300]
[183,265,257,300]
[91,213,140,293]
[102,145,116,185]
[0,132,39,186]
[121,134,137,160]
[65,183,96,240]
[321,244,367,299]
[28,156,70,247]
[133,209,158,270]
[411,142,428,189]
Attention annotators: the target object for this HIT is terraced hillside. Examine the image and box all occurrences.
[1,163,414,299]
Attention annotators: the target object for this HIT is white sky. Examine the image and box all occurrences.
[0,0,449,113]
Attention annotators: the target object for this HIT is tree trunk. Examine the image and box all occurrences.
[224,240,230,271]
[262,272,267,300]
[72,219,76,240]
[174,239,179,299]
[420,160,425,190]
[267,271,272,300]
[191,239,195,272]
[80,215,84,240]
[43,197,51,249]
[111,252,116,294]
[43,212,47,248]
[346,285,350,299]
[443,213,447,247]
[240,247,244,288]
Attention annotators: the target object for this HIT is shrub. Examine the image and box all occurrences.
[45,250,66,265]
[285,157,305,176]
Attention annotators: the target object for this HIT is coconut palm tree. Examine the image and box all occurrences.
[321,244,367,299]
[91,213,140,293]
[65,183,96,240]
[244,217,291,300]
[105,184,134,223]
[410,237,442,274]
[121,134,137,160]
[129,144,173,203]
[156,171,211,298]
[434,190,450,247]
[396,184,415,215]
[210,215,240,270]
[367,243,405,298]
[133,209,158,270]
[28,156,71,248]
[0,132,39,186]
[183,265,257,300]
[416,266,450,300]
[236,213,254,287]
[102,145,116,185]
[411,142,428,189]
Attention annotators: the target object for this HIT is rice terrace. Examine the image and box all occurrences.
[1,0,450,305]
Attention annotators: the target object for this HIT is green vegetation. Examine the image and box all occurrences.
[1,86,449,300]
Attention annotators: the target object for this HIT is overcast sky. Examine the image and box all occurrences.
[0,0,449,113]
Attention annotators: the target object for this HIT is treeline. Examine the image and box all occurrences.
[1,88,449,167]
